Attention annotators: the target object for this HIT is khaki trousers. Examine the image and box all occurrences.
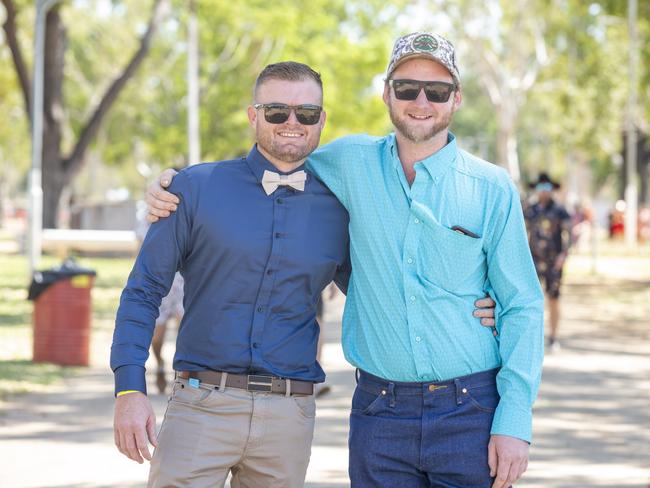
[148,378,316,488]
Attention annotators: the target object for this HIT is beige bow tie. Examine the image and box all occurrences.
[261,170,307,195]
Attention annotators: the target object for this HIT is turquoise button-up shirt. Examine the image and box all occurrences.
[307,132,544,442]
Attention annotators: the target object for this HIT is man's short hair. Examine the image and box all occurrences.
[254,61,323,100]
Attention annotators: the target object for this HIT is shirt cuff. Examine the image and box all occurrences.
[114,365,147,397]
[490,401,533,443]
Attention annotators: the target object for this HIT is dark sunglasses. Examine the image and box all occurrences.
[388,79,457,103]
[253,103,322,125]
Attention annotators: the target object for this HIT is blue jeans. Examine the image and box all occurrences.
[349,368,499,488]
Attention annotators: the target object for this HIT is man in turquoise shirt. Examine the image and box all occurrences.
[304,33,543,488]
[147,32,543,488]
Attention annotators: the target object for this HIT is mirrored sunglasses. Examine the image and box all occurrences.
[253,103,322,125]
[389,79,456,103]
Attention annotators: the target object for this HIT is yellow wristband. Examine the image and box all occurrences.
[117,390,140,397]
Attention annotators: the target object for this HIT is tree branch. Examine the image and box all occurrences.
[63,0,169,178]
[1,0,32,124]
[472,45,504,106]
[519,19,548,92]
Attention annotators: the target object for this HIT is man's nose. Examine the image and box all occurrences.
[414,87,430,105]
[286,109,301,125]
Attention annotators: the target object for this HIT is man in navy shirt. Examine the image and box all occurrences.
[113,61,495,487]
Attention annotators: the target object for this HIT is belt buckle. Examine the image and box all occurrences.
[247,374,273,392]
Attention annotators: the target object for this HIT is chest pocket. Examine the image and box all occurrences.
[416,216,486,295]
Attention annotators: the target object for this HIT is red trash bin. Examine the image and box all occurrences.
[29,262,96,366]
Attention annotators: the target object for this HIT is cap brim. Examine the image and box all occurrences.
[388,53,454,80]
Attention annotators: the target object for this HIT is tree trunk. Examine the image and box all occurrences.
[42,163,66,230]
[639,133,649,206]
[495,101,521,185]
[42,7,66,228]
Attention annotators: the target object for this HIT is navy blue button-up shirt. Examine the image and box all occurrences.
[111,146,351,394]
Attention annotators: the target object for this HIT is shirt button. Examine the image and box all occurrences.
[415,336,421,342]
[407,258,413,264]
[277,198,283,204]
[410,295,416,302]
[253,342,260,349]
[266,269,273,275]
[275,232,281,238]
[257,306,264,313]
[414,218,420,224]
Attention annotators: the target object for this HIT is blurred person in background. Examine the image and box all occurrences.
[314,282,337,398]
[569,201,594,253]
[608,200,626,239]
[525,173,572,353]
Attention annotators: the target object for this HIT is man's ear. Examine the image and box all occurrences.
[319,109,327,131]
[247,105,257,127]
[452,88,462,112]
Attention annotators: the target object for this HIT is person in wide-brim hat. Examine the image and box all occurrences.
[524,171,571,357]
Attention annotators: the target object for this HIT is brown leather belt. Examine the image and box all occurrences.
[176,370,314,396]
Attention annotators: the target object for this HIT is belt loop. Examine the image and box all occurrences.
[388,382,396,408]
[219,372,228,391]
[285,378,292,397]
[454,378,463,405]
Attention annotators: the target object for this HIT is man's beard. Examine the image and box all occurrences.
[257,131,320,164]
[266,141,315,163]
[388,105,452,143]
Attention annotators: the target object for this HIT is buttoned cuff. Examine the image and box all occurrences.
[114,365,147,397]
[490,401,532,443]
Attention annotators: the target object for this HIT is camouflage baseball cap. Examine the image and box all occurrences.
[386,32,460,85]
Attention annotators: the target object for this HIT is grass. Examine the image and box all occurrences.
[0,360,79,400]
[0,254,134,399]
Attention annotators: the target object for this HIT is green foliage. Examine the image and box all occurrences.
[0,360,76,400]
[418,0,648,194]
[2,0,646,202]
[519,0,637,190]
[58,0,403,201]
[0,34,30,201]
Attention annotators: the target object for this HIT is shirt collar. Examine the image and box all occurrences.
[387,131,458,181]
[244,144,308,184]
